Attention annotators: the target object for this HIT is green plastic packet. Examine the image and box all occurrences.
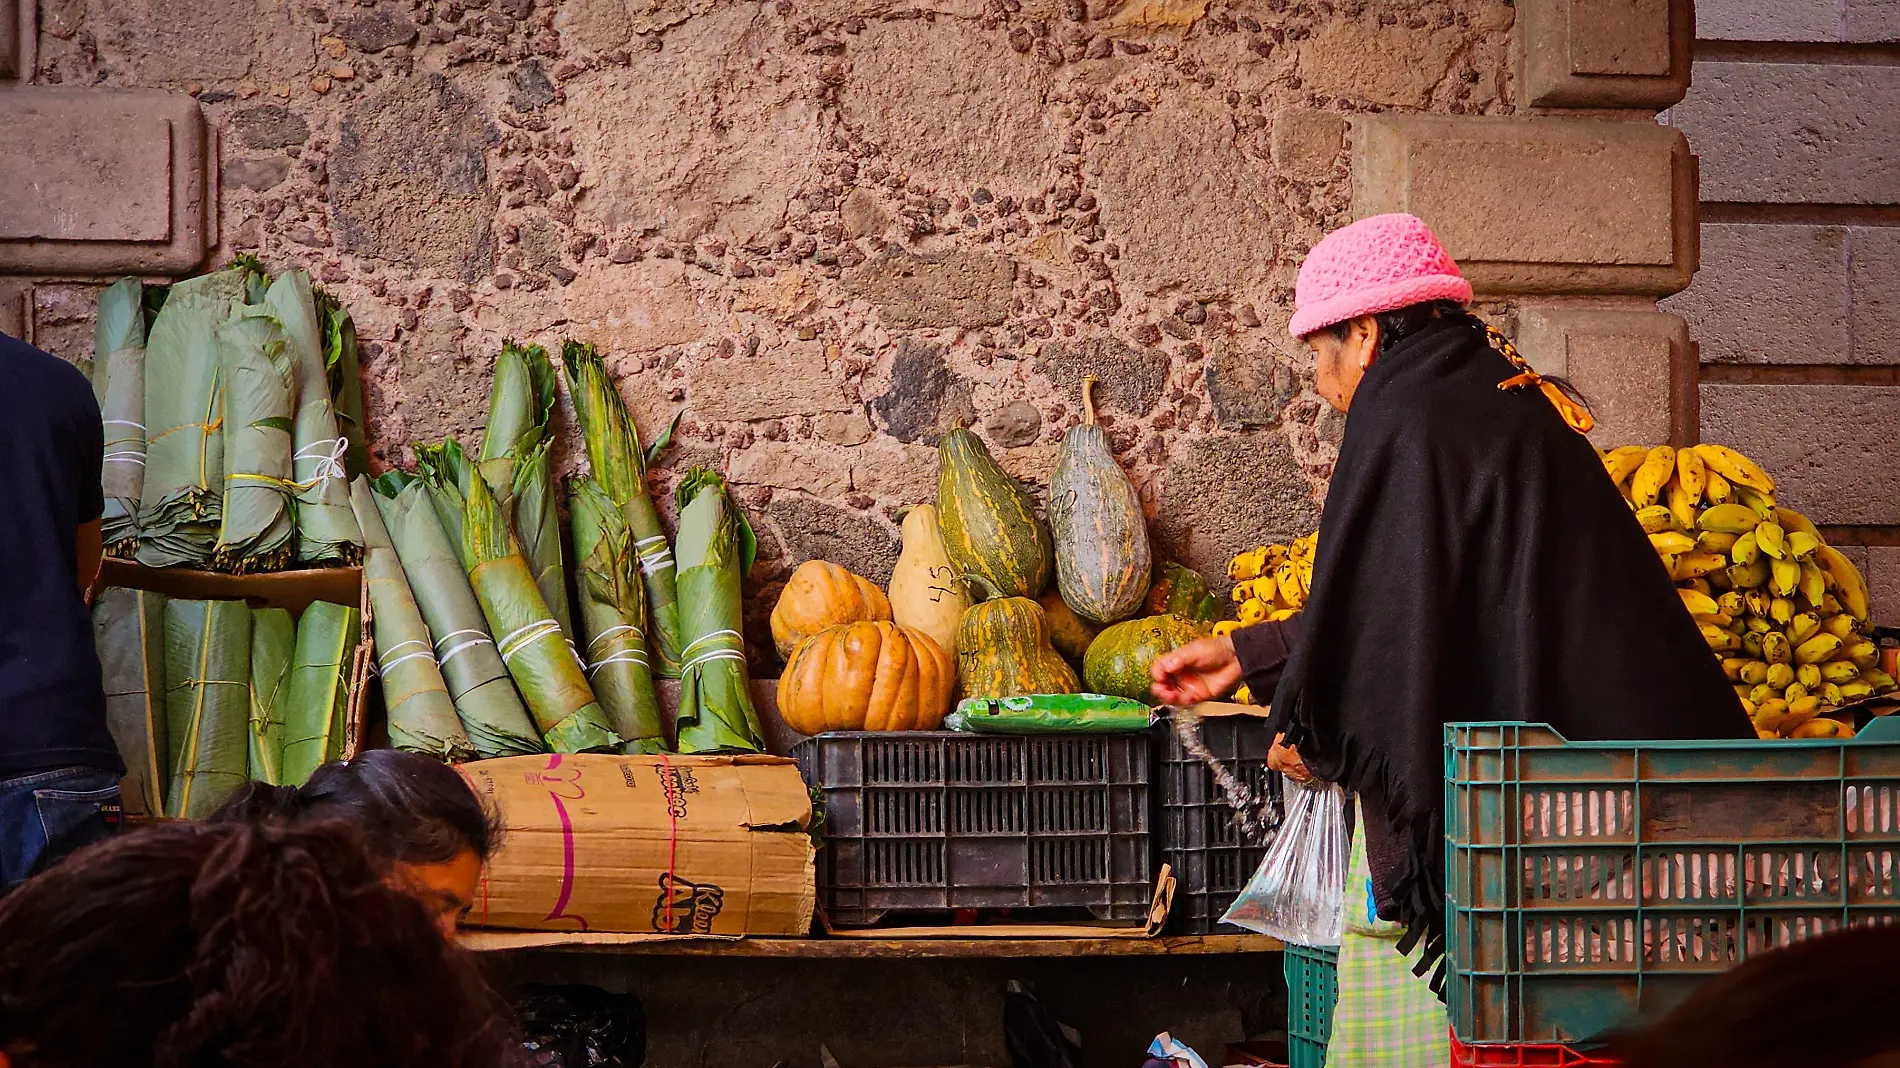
[945,693,1156,734]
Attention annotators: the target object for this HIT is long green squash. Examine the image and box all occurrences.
[936,427,1053,601]
[954,597,1078,699]
[1049,376,1152,623]
[1082,614,1207,702]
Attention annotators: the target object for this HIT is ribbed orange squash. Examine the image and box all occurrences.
[770,560,892,659]
[778,621,956,734]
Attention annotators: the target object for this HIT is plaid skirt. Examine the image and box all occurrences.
[1325,801,1451,1067]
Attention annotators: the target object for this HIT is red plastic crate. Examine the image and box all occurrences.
[1450,1031,1619,1067]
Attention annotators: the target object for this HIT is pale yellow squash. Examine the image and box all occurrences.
[887,505,972,658]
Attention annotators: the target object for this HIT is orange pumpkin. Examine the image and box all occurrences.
[769,560,893,659]
[778,621,955,734]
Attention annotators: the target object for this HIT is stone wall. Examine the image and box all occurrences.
[1663,3,1900,625]
[1,0,1725,665]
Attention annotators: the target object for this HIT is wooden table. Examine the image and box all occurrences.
[463,932,1286,957]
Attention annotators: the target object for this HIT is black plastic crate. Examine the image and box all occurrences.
[1160,711,1283,933]
[794,732,1154,928]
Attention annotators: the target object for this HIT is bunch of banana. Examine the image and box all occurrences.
[1602,443,1894,739]
[1221,530,1320,703]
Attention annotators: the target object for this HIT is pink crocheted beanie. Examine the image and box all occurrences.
[1287,213,1473,338]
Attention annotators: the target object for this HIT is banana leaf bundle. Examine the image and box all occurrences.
[414,437,474,554]
[92,587,167,816]
[317,288,370,480]
[563,340,683,676]
[271,270,363,566]
[280,600,360,787]
[569,476,666,753]
[477,341,572,641]
[248,606,295,786]
[164,598,253,819]
[371,473,542,758]
[213,305,297,572]
[139,266,253,568]
[351,477,475,762]
[95,278,148,555]
[672,468,765,754]
[462,469,618,753]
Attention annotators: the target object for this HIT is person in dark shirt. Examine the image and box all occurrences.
[0,332,121,892]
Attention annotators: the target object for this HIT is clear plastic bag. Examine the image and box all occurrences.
[1220,780,1348,946]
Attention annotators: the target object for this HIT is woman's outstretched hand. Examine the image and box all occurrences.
[1150,635,1243,706]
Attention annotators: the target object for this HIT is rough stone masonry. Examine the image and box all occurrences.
[30,0,1520,665]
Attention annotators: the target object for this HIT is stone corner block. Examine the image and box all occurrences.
[0,0,19,82]
[0,88,215,275]
[1520,0,1692,109]
[1353,115,1697,297]
[1515,304,1693,448]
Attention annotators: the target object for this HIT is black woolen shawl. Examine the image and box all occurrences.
[1270,314,1752,992]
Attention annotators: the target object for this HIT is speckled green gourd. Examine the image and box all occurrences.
[1083,614,1209,702]
[955,597,1079,698]
[936,427,1053,601]
[1049,376,1152,624]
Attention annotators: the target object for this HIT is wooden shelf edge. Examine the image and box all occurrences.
[462,932,1286,958]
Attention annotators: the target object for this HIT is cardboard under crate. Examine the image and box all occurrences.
[98,559,373,815]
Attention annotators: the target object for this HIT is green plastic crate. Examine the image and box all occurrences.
[1284,943,1337,1068]
[1445,720,1900,1045]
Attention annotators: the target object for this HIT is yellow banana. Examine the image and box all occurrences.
[1212,620,1240,638]
[1730,529,1760,565]
[1718,591,1746,616]
[1795,633,1845,666]
[1233,684,1252,703]
[1601,445,1650,491]
[1769,596,1796,625]
[1698,530,1740,555]
[1775,507,1820,539]
[1729,559,1769,590]
[1736,485,1779,521]
[1746,616,1773,635]
[1755,521,1787,560]
[1792,718,1852,739]
[1698,503,1760,535]
[1842,680,1876,700]
[1720,657,1750,682]
[1797,662,1822,689]
[1694,443,1776,494]
[1705,471,1732,504]
[1782,697,1822,732]
[1739,661,1768,686]
[1675,447,1708,502]
[1700,623,1741,652]
[1266,608,1298,622]
[1749,682,1777,707]
[1666,480,1699,532]
[1799,561,1827,608]
[1754,698,1790,734]
[1763,631,1792,664]
[1822,660,1861,683]
[1228,547,1269,582]
[1767,662,1795,690]
[1743,589,1771,618]
[1814,544,1871,621]
[1789,612,1823,646]
[1771,557,1801,597]
[1787,531,1821,559]
[1733,682,1754,702]
[1847,640,1879,669]
[1785,682,1810,703]
[1742,631,1766,658]
[1238,599,1268,625]
[1867,669,1898,694]
[1629,446,1676,508]
[1677,588,1720,616]
[1650,531,1698,556]
[1674,552,1727,581]
[1823,682,1845,707]
[1635,505,1680,534]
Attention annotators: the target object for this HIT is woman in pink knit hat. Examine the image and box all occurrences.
[1154,214,1750,1065]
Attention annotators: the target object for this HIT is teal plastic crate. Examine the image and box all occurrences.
[1445,720,1900,1045]
[1284,943,1337,1068]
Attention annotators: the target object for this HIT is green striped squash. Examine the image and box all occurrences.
[1083,614,1208,702]
[936,427,1053,601]
[1048,376,1151,623]
[955,597,1079,699]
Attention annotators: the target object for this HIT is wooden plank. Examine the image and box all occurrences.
[461,932,1285,957]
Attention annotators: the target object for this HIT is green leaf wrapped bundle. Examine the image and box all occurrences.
[139,266,252,568]
[316,288,370,480]
[371,473,542,758]
[280,600,360,787]
[461,469,618,753]
[95,278,148,555]
[92,587,167,817]
[164,598,252,818]
[270,270,363,566]
[477,341,572,640]
[563,340,683,676]
[213,306,297,572]
[351,477,475,762]
[569,476,666,754]
[414,437,473,555]
[248,606,294,786]
[672,468,765,754]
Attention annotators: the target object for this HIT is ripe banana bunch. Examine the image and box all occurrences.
[1223,530,1320,704]
[1603,442,1894,740]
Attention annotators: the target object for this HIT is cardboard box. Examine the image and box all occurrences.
[458,753,817,937]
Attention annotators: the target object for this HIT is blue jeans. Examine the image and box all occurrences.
[0,766,121,892]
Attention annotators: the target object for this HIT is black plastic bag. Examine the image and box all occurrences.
[1004,980,1081,1068]
[517,983,646,1068]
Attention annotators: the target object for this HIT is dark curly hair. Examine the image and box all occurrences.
[0,819,523,1068]
[213,748,501,867]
